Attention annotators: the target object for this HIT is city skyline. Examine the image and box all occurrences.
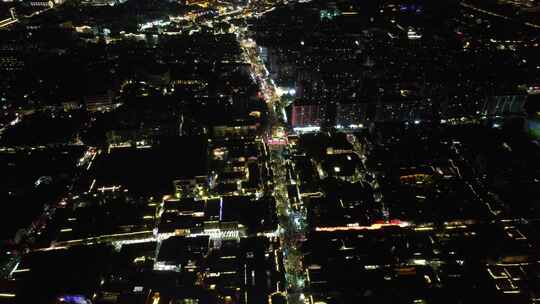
[0,0,540,303]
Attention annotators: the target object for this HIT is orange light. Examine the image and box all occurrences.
[315,221,409,232]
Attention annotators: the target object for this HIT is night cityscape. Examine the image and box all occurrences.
[0,0,540,303]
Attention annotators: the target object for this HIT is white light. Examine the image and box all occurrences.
[364,265,379,270]
[414,120,421,125]
[293,126,320,133]
[412,259,427,266]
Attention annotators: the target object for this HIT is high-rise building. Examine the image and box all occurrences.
[482,95,527,117]
[335,101,367,129]
[291,100,325,131]
[84,89,116,112]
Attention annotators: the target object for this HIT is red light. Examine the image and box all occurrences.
[390,219,402,225]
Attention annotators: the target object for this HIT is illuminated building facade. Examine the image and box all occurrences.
[84,90,116,112]
[291,100,324,131]
[29,0,53,7]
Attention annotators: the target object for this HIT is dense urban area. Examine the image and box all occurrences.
[0,0,540,303]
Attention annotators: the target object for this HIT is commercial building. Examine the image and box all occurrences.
[291,100,325,132]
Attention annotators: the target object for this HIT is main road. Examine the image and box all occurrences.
[0,6,54,29]
[233,8,310,304]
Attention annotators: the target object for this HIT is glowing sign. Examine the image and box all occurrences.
[267,138,287,146]
[293,126,320,133]
[57,295,92,304]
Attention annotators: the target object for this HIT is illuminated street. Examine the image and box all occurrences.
[234,6,310,303]
[1,0,540,303]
